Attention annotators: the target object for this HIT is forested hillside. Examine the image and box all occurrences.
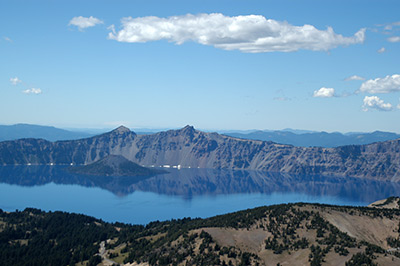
[1,201,400,265]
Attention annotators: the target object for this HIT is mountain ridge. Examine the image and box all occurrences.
[2,123,400,147]
[0,123,93,141]
[0,125,399,181]
[225,130,400,148]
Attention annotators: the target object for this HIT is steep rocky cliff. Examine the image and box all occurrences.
[1,125,399,181]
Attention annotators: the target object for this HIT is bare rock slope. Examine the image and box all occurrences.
[1,125,400,181]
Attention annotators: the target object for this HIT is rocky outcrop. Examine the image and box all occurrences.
[0,125,399,181]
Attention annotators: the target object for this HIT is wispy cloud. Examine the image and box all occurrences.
[10,77,22,85]
[69,16,103,31]
[358,74,400,94]
[10,76,43,95]
[313,87,335,98]
[362,96,393,112]
[383,21,400,31]
[388,36,400,43]
[23,88,42,95]
[344,75,365,81]
[3,36,12,42]
[108,13,366,53]
[273,97,291,101]
[377,47,386,53]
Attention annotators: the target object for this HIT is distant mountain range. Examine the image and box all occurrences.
[1,123,399,147]
[0,124,92,141]
[224,130,400,148]
[0,125,399,181]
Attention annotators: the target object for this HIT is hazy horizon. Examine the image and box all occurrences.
[2,122,400,135]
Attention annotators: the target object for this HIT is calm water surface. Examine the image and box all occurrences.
[0,166,399,224]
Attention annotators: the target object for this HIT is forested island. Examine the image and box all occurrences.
[67,155,166,177]
[1,198,400,265]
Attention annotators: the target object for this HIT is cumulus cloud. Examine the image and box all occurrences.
[388,36,400,43]
[69,16,103,31]
[23,88,42,94]
[362,96,393,111]
[10,77,22,85]
[313,87,335,98]
[358,74,400,94]
[108,13,366,53]
[344,75,365,81]
[377,47,386,53]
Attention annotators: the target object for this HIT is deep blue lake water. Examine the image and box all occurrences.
[0,166,399,224]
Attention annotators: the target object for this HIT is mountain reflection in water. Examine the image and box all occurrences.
[0,165,399,204]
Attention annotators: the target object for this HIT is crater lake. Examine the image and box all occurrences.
[1,166,399,224]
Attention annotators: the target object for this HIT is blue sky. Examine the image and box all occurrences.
[1,0,400,132]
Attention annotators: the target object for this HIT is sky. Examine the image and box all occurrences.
[1,0,400,133]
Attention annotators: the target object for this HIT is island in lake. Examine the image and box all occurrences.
[67,154,166,177]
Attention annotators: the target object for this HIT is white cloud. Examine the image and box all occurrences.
[4,36,12,42]
[362,96,393,111]
[388,36,400,43]
[344,75,365,81]
[11,77,43,94]
[313,87,335,98]
[69,16,103,31]
[108,13,366,53]
[358,74,400,94]
[10,77,22,85]
[377,47,386,53]
[23,88,42,94]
